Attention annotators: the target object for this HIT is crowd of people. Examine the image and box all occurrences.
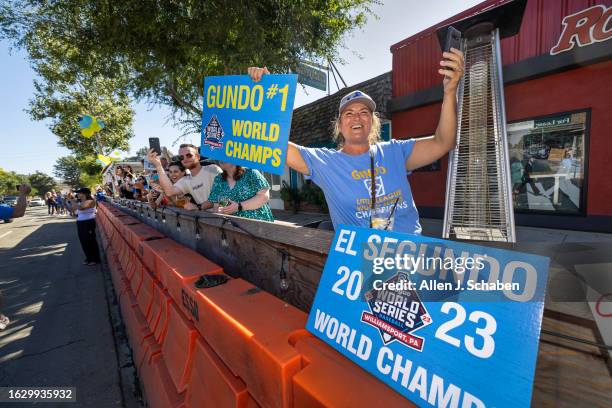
[106,144,275,222]
[104,47,464,231]
[44,191,77,216]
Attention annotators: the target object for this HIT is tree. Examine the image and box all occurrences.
[0,168,29,196]
[28,171,57,196]
[28,75,135,157]
[1,0,376,135]
[53,156,81,188]
[54,155,103,188]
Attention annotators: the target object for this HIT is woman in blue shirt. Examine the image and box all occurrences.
[247,48,464,234]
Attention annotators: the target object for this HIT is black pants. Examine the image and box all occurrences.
[77,219,101,263]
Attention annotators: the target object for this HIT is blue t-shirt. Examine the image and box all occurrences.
[298,139,422,234]
[0,204,14,222]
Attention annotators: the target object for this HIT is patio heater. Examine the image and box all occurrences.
[439,0,527,243]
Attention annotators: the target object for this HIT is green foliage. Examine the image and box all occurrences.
[54,155,103,188]
[79,172,102,190]
[0,168,29,196]
[53,156,81,188]
[28,171,57,196]
[28,76,135,157]
[133,146,150,160]
[299,180,328,212]
[1,0,377,135]
[280,180,301,212]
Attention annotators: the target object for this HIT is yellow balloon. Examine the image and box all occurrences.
[81,127,95,138]
[97,154,111,166]
[91,119,102,133]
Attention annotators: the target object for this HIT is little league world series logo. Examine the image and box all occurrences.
[361,272,432,351]
[204,115,224,149]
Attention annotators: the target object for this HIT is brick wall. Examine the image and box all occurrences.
[289,72,392,146]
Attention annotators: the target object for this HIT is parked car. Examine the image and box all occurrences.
[29,197,46,207]
[3,196,18,206]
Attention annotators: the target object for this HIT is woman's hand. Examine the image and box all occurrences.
[439,48,465,95]
[183,202,198,211]
[247,66,270,82]
[218,200,239,215]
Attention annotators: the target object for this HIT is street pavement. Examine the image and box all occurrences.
[0,207,124,407]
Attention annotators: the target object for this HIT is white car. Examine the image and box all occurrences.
[29,198,46,207]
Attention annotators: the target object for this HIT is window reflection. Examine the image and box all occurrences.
[507,112,586,214]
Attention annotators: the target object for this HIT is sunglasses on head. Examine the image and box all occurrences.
[177,153,194,160]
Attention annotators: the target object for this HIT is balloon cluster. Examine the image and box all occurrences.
[78,114,105,138]
[97,150,122,167]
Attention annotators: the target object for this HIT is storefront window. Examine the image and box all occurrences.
[507,111,587,214]
[262,172,282,199]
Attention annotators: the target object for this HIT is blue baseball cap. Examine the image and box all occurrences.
[338,90,376,114]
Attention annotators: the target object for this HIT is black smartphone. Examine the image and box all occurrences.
[149,137,162,155]
[444,26,462,53]
[16,184,21,191]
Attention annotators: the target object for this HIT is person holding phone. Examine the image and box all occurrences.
[147,144,221,211]
[149,162,187,209]
[247,47,464,233]
[72,187,101,266]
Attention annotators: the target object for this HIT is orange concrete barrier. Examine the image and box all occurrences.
[124,251,139,281]
[183,279,306,408]
[139,238,223,304]
[185,336,260,408]
[114,216,141,238]
[119,289,149,354]
[110,213,139,233]
[290,335,413,408]
[129,260,144,296]
[136,268,156,320]
[160,303,198,393]
[139,353,185,408]
[118,238,132,272]
[149,282,172,345]
[111,230,126,254]
[124,223,165,250]
[101,203,412,408]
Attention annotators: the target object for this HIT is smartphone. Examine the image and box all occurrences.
[149,137,162,155]
[444,26,462,53]
[16,184,21,191]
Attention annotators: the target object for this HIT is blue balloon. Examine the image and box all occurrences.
[98,120,105,129]
[78,115,94,129]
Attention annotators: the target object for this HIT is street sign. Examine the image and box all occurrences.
[296,62,327,91]
[307,225,550,407]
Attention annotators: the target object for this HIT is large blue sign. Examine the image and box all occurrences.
[200,74,297,175]
[306,225,550,407]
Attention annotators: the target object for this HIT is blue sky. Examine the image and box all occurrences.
[0,0,482,175]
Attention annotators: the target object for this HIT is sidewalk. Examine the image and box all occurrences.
[0,208,126,406]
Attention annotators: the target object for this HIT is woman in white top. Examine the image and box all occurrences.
[73,187,100,265]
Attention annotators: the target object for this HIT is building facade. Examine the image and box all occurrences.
[389,0,611,232]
